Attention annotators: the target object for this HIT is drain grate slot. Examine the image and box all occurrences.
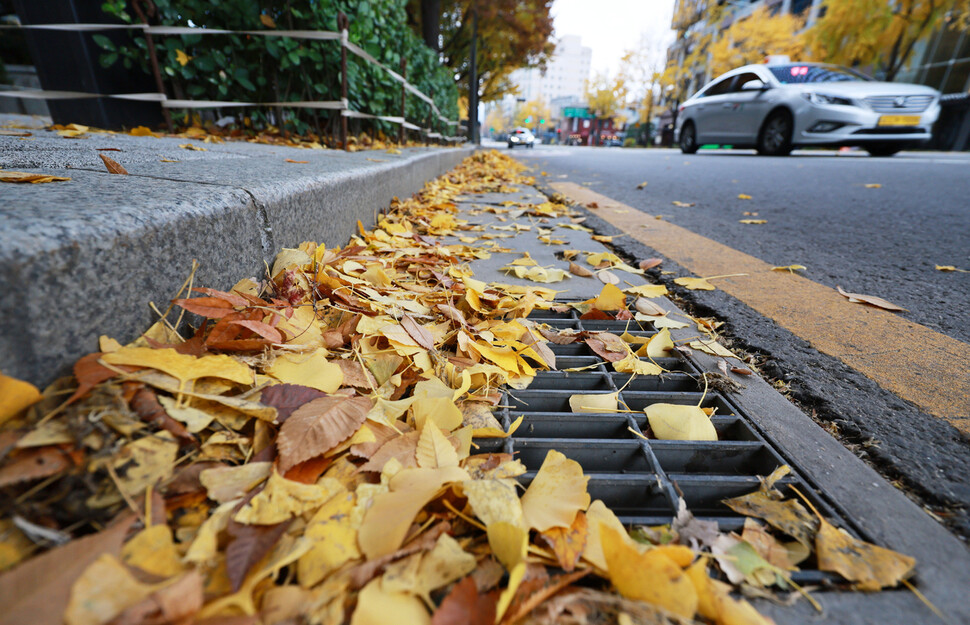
[472,308,877,591]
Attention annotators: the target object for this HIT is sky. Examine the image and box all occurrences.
[551,0,676,77]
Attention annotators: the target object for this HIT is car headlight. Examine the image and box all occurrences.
[510,136,520,142]
[802,92,852,106]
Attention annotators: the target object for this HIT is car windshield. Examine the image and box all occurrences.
[768,64,870,84]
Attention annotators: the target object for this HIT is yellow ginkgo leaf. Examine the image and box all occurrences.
[462,479,523,528]
[674,273,746,291]
[601,525,699,619]
[102,346,253,386]
[612,354,663,376]
[234,471,342,525]
[625,284,667,298]
[509,253,538,266]
[415,421,459,468]
[771,264,807,273]
[520,449,591,532]
[265,350,343,393]
[350,579,429,625]
[175,49,193,66]
[644,327,674,359]
[645,403,717,441]
[358,466,468,559]
[591,283,626,311]
[674,276,715,291]
[0,372,42,425]
[738,193,752,200]
[688,339,738,359]
[864,183,881,188]
[121,524,184,579]
[568,392,619,414]
[199,462,273,503]
[487,521,529,571]
[496,561,526,623]
[504,265,570,283]
[471,414,524,438]
[586,251,622,267]
[298,489,359,588]
[64,554,157,625]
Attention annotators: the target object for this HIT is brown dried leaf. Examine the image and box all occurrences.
[109,569,204,625]
[0,514,135,625]
[401,314,436,351]
[335,359,377,390]
[359,430,421,472]
[639,258,663,271]
[836,286,906,312]
[259,384,327,423]
[431,576,498,625]
[276,395,372,471]
[225,517,290,591]
[228,320,283,343]
[0,447,73,488]
[538,511,588,572]
[596,270,620,285]
[98,153,128,175]
[584,333,629,362]
[129,387,195,443]
[173,296,238,319]
[568,262,593,278]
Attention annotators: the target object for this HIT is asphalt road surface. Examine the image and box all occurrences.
[509,142,970,539]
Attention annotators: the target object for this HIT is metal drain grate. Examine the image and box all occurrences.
[474,309,855,586]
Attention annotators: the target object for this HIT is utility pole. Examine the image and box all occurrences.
[469,6,480,145]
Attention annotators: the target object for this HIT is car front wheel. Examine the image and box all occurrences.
[508,143,515,149]
[758,111,793,156]
[680,122,698,154]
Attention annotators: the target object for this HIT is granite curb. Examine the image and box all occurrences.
[0,117,472,386]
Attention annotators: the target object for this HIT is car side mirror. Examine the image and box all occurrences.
[741,80,768,91]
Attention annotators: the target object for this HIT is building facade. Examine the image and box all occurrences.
[508,34,592,105]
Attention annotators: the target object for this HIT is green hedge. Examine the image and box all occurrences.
[96,0,458,138]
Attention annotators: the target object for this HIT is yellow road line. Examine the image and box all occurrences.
[552,181,970,432]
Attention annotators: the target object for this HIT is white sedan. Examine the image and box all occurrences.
[675,61,940,157]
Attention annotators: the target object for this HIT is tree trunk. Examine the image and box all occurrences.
[421,0,441,52]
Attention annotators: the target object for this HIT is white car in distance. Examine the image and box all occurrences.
[675,60,940,157]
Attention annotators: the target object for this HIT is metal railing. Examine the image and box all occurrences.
[0,12,464,147]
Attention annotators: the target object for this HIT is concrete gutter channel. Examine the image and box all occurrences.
[1,128,968,622]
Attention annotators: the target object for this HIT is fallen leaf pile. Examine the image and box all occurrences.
[0,150,918,624]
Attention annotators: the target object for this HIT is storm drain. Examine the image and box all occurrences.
[475,309,858,587]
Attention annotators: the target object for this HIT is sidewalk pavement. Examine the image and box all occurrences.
[0,114,471,386]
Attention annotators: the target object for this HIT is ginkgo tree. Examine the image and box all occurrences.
[584,71,628,145]
[806,0,969,80]
[709,6,807,77]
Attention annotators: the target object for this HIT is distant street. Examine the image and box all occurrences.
[512,144,970,344]
[510,142,970,537]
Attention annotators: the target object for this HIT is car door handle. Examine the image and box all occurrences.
[722,103,734,108]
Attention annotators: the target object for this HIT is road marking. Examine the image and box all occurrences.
[552,181,970,433]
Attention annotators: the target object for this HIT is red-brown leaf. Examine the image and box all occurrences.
[579,309,613,321]
[228,319,283,343]
[401,314,435,351]
[276,395,372,471]
[192,287,250,307]
[537,511,588,572]
[359,430,421,472]
[0,447,73,488]
[431,576,498,625]
[584,334,627,362]
[259,384,327,423]
[639,258,663,271]
[282,455,333,484]
[129,386,195,443]
[173,297,238,319]
[66,352,136,405]
[99,153,128,175]
[225,515,290,591]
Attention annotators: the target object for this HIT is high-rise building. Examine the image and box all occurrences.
[509,35,592,105]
